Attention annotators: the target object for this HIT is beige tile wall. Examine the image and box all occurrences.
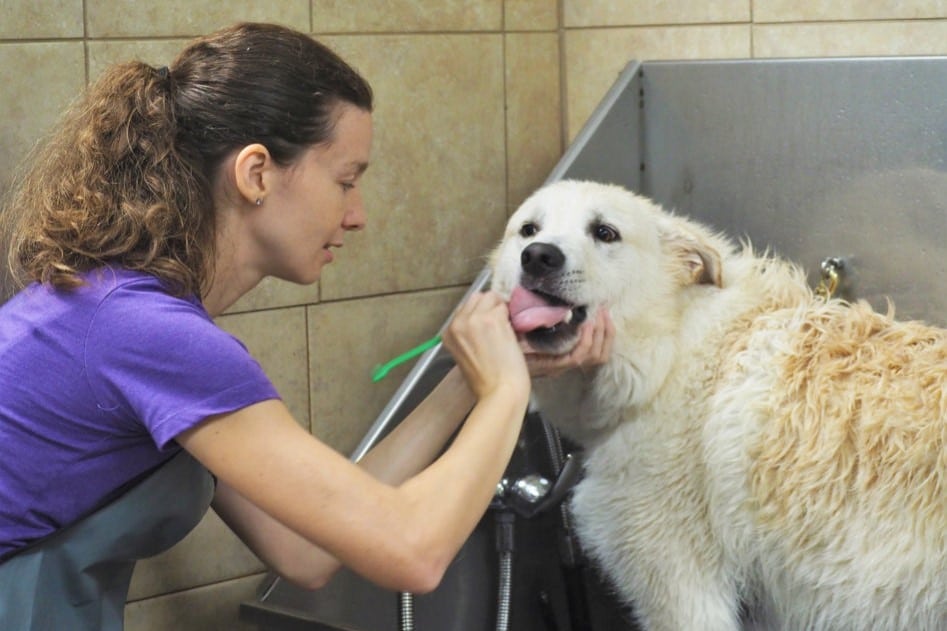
[0,0,942,629]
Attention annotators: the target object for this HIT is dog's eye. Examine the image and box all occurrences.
[592,223,620,243]
[519,222,539,238]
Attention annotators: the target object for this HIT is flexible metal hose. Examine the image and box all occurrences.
[399,591,414,631]
[539,417,575,531]
[496,549,513,631]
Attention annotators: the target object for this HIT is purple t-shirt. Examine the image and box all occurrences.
[0,268,280,559]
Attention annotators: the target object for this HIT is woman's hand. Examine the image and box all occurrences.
[523,307,614,378]
[441,291,530,400]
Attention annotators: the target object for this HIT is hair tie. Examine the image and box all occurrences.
[156,65,170,80]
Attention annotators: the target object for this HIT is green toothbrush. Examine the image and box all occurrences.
[371,334,442,382]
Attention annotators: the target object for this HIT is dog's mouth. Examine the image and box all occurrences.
[508,285,588,354]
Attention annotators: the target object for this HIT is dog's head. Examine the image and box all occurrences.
[490,180,723,356]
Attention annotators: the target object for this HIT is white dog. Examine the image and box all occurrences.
[489,179,947,631]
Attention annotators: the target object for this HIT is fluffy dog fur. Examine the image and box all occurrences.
[490,179,947,631]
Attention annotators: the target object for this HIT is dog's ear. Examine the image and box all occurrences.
[658,221,722,288]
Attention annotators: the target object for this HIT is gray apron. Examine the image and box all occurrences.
[0,450,214,630]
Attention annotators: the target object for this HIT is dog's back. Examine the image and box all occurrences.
[719,298,947,629]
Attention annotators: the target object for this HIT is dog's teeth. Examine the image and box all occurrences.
[563,310,573,324]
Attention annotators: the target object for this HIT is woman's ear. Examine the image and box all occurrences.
[232,144,273,206]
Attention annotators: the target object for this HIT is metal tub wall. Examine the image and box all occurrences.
[241,57,947,630]
[561,57,947,325]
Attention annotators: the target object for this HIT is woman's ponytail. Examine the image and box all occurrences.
[6,60,213,295]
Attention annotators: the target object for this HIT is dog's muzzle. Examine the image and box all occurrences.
[509,242,588,354]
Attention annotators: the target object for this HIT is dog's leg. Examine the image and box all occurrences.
[573,501,742,631]
[611,546,741,631]
[574,436,742,631]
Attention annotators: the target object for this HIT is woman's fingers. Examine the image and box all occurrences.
[523,307,614,378]
[443,291,529,398]
[585,307,615,365]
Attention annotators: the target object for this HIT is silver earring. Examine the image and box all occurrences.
[255,198,263,206]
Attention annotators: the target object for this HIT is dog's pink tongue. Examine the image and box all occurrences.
[508,286,571,333]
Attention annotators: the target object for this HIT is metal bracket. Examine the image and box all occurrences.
[816,256,844,300]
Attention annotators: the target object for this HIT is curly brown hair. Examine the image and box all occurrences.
[3,22,372,298]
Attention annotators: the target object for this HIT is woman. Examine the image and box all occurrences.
[0,22,612,629]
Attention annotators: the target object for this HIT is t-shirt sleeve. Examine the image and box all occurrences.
[83,280,281,449]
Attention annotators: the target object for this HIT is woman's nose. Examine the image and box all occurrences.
[343,189,367,231]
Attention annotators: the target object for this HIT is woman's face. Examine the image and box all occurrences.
[254,104,373,284]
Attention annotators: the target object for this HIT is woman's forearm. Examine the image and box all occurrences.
[212,367,479,590]
[395,380,528,564]
[213,481,340,590]
[356,366,475,484]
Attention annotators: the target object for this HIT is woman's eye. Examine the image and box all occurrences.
[340,181,355,192]
[519,222,538,238]
[592,223,620,243]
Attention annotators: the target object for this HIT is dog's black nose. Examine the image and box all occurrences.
[521,242,565,276]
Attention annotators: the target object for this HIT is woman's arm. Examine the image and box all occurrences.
[178,292,530,593]
[180,383,521,593]
[207,366,475,589]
